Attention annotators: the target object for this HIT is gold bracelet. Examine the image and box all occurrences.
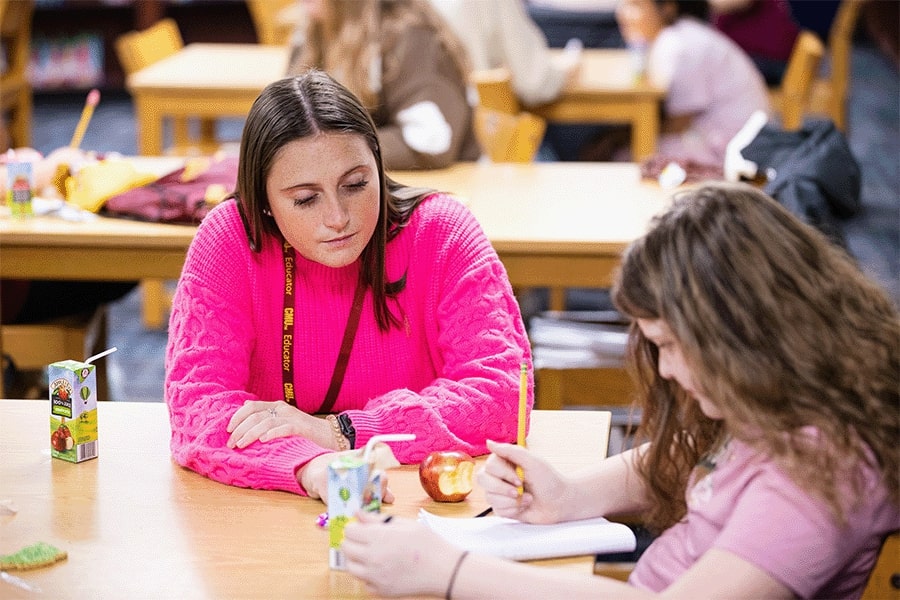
[325,414,350,451]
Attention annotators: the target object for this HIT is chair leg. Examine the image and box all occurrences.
[141,279,170,330]
[10,87,33,148]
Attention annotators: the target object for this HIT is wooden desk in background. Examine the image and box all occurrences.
[532,49,665,160]
[125,43,289,156]
[0,162,669,294]
[0,401,610,598]
[125,45,663,160]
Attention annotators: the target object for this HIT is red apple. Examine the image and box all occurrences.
[419,450,476,502]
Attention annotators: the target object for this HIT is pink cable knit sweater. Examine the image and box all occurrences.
[165,193,532,495]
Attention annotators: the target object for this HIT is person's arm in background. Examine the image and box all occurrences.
[492,0,581,106]
[376,27,477,170]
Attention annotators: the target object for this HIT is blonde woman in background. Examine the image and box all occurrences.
[288,0,480,170]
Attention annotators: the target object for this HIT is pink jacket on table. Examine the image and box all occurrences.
[164,193,532,495]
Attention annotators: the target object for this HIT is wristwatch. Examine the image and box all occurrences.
[337,413,356,450]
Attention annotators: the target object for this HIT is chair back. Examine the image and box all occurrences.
[820,0,862,131]
[778,30,825,131]
[471,68,521,115]
[474,108,546,163]
[0,0,35,148]
[861,530,900,600]
[114,18,184,76]
[246,0,296,46]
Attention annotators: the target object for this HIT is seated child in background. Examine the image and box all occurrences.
[287,0,481,170]
[601,0,770,166]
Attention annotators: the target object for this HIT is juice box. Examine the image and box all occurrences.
[6,160,34,218]
[327,454,383,571]
[49,360,98,463]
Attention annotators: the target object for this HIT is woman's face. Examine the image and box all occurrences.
[615,0,666,45]
[266,132,380,269]
[637,318,724,420]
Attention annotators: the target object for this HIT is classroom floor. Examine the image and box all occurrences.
[24,40,900,403]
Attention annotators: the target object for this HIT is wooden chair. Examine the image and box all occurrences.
[862,531,900,600]
[115,18,222,157]
[809,0,862,132]
[2,305,110,400]
[474,108,546,164]
[770,30,825,131]
[471,67,522,115]
[0,0,34,149]
[246,0,296,46]
[767,1,861,132]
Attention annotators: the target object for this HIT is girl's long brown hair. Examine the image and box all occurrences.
[613,183,899,532]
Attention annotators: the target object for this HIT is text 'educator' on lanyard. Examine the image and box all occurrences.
[281,241,367,413]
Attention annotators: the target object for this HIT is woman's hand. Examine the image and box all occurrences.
[226,400,333,449]
[477,439,567,524]
[297,453,397,503]
[342,512,461,598]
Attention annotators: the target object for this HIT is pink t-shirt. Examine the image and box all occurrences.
[629,438,899,598]
[647,17,771,166]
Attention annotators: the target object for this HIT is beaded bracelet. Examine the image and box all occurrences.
[445,550,469,600]
[325,414,350,451]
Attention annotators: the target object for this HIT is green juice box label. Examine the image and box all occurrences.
[49,360,98,463]
[7,160,34,218]
[327,454,382,571]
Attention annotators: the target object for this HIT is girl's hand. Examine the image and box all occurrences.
[476,439,567,524]
[297,453,396,503]
[343,512,461,598]
[226,400,333,449]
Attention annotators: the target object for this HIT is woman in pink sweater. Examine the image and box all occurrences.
[164,70,532,501]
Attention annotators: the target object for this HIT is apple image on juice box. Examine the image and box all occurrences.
[419,450,475,502]
[49,360,98,463]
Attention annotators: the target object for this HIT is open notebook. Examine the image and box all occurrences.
[419,509,636,561]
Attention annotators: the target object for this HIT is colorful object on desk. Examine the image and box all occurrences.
[65,159,157,213]
[52,88,101,197]
[516,361,528,496]
[316,512,329,528]
[70,88,101,150]
[0,542,68,571]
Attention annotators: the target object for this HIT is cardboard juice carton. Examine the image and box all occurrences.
[49,360,98,463]
[326,433,414,570]
[6,160,34,218]
[327,453,382,571]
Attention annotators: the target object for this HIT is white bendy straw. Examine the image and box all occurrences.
[363,433,415,463]
[86,346,118,365]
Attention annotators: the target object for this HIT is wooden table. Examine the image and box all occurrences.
[125,44,662,160]
[0,401,610,599]
[532,49,665,160]
[125,44,289,156]
[0,162,669,290]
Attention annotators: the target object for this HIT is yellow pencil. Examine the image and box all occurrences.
[516,361,527,496]
[69,88,100,149]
